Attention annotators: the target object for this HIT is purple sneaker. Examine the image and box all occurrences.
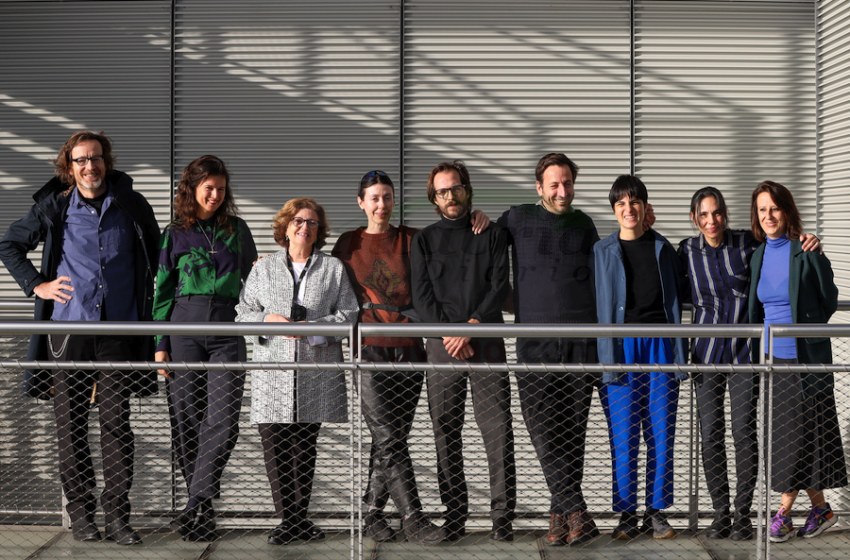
[798,504,837,538]
[769,507,793,543]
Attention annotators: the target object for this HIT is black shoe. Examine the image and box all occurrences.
[705,507,731,539]
[185,501,217,542]
[296,519,325,541]
[364,511,395,542]
[641,509,676,539]
[730,515,754,541]
[490,517,513,542]
[71,519,101,542]
[268,522,298,545]
[612,512,640,540]
[104,520,142,546]
[169,507,195,537]
[442,515,467,542]
[403,512,447,546]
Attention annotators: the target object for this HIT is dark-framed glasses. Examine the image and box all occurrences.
[71,155,104,166]
[290,217,320,229]
[434,185,467,200]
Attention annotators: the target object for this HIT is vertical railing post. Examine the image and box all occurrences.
[687,375,699,532]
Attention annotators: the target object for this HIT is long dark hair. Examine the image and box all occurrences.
[173,155,239,233]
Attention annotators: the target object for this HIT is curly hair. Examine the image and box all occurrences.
[272,197,330,249]
[53,131,115,186]
[750,181,803,243]
[173,155,239,234]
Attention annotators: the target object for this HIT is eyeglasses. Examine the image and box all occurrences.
[71,155,104,166]
[290,217,320,229]
[362,170,390,181]
[434,185,467,200]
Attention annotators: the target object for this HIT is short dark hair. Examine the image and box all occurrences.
[53,131,115,186]
[426,160,473,208]
[609,174,648,208]
[535,153,579,183]
[358,170,395,200]
[750,181,803,243]
[689,186,727,227]
[272,197,330,249]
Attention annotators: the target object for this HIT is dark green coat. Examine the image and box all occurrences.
[749,239,838,368]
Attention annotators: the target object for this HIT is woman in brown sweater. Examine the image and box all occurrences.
[332,171,487,546]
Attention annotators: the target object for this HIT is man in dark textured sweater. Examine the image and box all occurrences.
[496,153,600,546]
[411,160,516,543]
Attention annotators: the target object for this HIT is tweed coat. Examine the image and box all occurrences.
[236,248,358,424]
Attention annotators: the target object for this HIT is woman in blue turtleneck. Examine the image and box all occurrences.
[748,181,846,544]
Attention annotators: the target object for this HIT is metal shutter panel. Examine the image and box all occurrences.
[402,0,632,230]
[635,0,816,243]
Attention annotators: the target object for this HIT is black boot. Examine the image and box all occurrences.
[705,506,731,539]
[185,500,217,542]
[364,510,395,542]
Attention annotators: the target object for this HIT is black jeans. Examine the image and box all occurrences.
[360,344,426,517]
[258,422,322,522]
[694,357,758,515]
[167,296,246,501]
[50,333,134,525]
[425,337,516,522]
[515,337,598,514]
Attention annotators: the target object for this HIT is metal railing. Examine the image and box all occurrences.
[2,319,850,560]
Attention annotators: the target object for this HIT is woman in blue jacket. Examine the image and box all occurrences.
[594,175,686,541]
[748,181,846,543]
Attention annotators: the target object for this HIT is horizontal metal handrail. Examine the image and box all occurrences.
[359,323,764,338]
[0,321,350,337]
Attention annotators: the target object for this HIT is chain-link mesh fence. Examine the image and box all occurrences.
[2,320,850,560]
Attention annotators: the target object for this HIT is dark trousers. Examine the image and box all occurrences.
[515,337,597,514]
[167,296,246,501]
[50,333,134,525]
[694,359,758,516]
[360,344,426,518]
[258,423,321,522]
[425,337,516,521]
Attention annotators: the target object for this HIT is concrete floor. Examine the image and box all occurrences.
[3,527,850,560]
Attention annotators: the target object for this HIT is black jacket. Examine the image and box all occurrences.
[0,170,160,399]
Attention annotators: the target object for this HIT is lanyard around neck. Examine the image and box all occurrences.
[286,249,313,299]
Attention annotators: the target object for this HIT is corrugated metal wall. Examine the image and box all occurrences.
[818,0,850,301]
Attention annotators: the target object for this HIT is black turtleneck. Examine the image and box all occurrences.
[411,212,509,326]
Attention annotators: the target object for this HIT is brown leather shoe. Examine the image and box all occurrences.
[568,510,600,545]
[547,513,569,545]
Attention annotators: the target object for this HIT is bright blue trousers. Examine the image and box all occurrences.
[599,337,679,512]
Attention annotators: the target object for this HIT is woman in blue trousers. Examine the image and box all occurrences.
[594,175,686,540]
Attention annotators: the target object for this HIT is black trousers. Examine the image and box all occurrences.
[167,296,246,501]
[258,423,321,522]
[515,337,598,515]
[694,359,758,516]
[360,344,426,518]
[50,333,134,525]
[425,337,516,522]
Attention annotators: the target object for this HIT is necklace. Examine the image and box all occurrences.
[198,220,217,255]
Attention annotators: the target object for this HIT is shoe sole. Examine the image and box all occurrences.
[568,527,601,545]
[802,514,837,538]
[612,531,640,540]
[653,530,677,539]
[769,533,792,543]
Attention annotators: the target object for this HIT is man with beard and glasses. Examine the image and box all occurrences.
[410,160,516,543]
[0,131,159,546]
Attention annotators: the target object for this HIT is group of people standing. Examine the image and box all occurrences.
[0,130,845,548]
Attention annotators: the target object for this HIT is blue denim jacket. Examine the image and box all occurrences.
[593,228,687,384]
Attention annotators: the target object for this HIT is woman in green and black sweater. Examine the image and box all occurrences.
[153,155,257,541]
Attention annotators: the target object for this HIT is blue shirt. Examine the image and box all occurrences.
[757,234,795,359]
[678,229,757,364]
[52,185,137,322]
